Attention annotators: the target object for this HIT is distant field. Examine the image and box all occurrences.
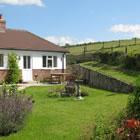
[65,38,140,55]
[81,61,140,85]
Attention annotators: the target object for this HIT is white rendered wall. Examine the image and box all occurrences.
[0,49,66,70]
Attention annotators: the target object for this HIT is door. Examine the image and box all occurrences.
[22,56,32,82]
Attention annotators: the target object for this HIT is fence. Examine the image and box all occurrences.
[82,38,140,55]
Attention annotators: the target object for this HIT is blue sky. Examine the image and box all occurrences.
[0,0,140,45]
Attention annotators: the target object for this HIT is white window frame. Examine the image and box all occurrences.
[42,56,57,68]
[23,56,31,69]
[47,56,53,68]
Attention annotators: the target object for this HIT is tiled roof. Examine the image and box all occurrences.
[0,29,68,53]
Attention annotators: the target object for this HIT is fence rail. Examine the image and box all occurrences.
[81,39,140,55]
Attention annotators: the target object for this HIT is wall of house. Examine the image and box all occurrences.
[32,69,64,81]
[0,49,66,81]
[0,49,66,70]
[0,70,7,81]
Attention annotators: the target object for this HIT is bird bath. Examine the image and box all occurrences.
[75,80,84,100]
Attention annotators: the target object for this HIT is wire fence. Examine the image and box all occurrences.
[82,38,140,55]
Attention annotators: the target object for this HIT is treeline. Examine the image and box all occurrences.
[67,52,140,71]
[97,52,140,71]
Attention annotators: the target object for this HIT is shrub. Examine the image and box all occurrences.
[6,53,20,84]
[67,53,94,65]
[98,52,110,64]
[126,77,140,119]
[123,55,136,70]
[66,55,77,65]
[98,51,124,65]
[115,77,140,139]
[135,54,140,70]
[0,84,33,136]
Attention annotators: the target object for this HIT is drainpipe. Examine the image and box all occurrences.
[62,53,65,73]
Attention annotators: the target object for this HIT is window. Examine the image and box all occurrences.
[23,56,31,69]
[42,56,57,68]
[0,54,4,67]
[43,56,46,67]
[53,56,57,67]
[47,56,53,68]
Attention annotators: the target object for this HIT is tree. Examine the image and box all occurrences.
[6,53,20,84]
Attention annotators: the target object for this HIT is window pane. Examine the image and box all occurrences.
[28,56,31,69]
[53,56,57,67]
[23,56,31,69]
[0,54,3,67]
[23,56,26,69]
[48,60,52,67]
[48,56,52,59]
[43,56,46,67]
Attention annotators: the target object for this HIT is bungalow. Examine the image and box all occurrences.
[0,15,68,82]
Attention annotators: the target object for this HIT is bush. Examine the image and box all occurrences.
[122,54,140,71]
[126,77,140,119]
[0,84,33,136]
[98,51,124,65]
[123,55,136,70]
[67,53,94,65]
[135,54,140,70]
[96,52,140,71]
[98,52,110,64]
[6,53,20,84]
[112,77,140,140]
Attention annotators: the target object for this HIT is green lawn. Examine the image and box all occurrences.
[0,86,128,140]
[81,61,140,85]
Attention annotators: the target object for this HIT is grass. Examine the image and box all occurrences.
[0,85,128,140]
[81,61,140,85]
[66,38,140,55]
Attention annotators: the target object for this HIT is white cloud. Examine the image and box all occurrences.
[45,36,96,46]
[110,24,140,37]
[0,0,44,6]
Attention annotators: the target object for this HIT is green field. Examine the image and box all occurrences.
[66,38,140,55]
[81,61,140,85]
[0,86,128,140]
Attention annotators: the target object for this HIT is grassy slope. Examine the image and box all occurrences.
[81,61,140,85]
[0,86,128,140]
[67,39,140,55]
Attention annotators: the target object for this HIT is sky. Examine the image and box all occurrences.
[0,0,140,45]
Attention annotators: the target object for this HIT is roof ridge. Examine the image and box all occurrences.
[7,28,27,32]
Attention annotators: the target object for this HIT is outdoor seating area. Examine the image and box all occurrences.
[50,72,71,84]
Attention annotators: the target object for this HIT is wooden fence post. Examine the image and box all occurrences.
[111,47,113,52]
[119,40,121,47]
[102,42,104,49]
[125,46,128,55]
[134,38,137,45]
[83,46,86,56]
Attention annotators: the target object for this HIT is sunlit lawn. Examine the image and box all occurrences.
[0,86,128,140]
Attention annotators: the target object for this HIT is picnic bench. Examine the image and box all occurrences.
[50,73,71,83]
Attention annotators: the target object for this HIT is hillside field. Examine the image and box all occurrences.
[65,38,140,55]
